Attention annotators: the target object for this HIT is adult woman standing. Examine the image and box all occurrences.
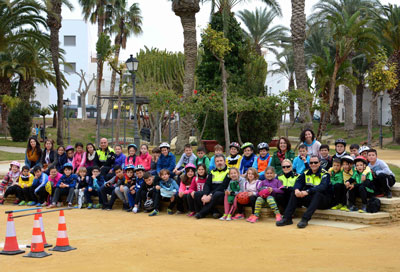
[300,129,321,157]
[40,139,57,172]
[269,137,295,176]
[25,137,42,170]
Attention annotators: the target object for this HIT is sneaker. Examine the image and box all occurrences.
[187,212,196,217]
[149,209,159,216]
[226,214,232,221]
[212,212,221,219]
[93,204,102,209]
[340,205,350,212]
[248,215,259,223]
[47,203,56,209]
[387,191,392,198]
[167,208,173,215]
[18,201,26,206]
[349,205,358,212]
[132,206,138,213]
[0,199,5,205]
[219,214,227,221]
[68,203,73,208]
[41,202,47,207]
[175,211,185,215]
[36,203,42,207]
[13,199,20,205]
[246,214,255,222]
[376,194,384,197]
[358,204,367,213]
[81,203,87,208]
[56,202,62,207]
[87,203,93,209]
[232,213,244,220]
[194,213,202,219]
[126,207,133,212]
[331,204,343,210]
[276,217,293,227]
[27,201,36,206]
[297,219,308,228]
[275,213,282,222]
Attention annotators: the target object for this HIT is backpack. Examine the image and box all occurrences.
[366,197,381,213]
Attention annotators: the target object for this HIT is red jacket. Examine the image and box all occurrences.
[135,153,152,171]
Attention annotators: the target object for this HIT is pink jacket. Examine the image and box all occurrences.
[48,173,63,187]
[188,176,207,194]
[179,181,192,194]
[72,151,86,172]
[135,153,152,171]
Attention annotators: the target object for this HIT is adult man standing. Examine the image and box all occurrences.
[195,154,230,219]
[276,155,331,228]
[97,138,116,178]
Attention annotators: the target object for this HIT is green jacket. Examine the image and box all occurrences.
[328,168,344,185]
[350,171,374,193]
[269,150,295,176]
[196,156,210,170]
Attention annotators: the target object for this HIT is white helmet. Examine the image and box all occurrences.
[358,146,370,154]
[159,142,170,149]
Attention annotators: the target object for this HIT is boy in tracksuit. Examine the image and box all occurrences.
[329,158,345,210]
[252,143,271,180]
[292,144,310,175]
[134,173,161,216]
[49,163,77,208]
[85,166,105,209]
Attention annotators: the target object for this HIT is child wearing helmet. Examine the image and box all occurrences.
[48,163,77,208]
[112,165,135,211]
[359,146,370,159]
[176,163,197,214]
[0,161,22,205]
[332,139,349,159]
[226,142,242,169]
[65,145,75,164]
[239,142,256,176]
[220,168,245,221]
[157,143,176,177]
[346,156,374,213]
[130,165,146,212]
[253,167,284,223]
[252,143,271,180]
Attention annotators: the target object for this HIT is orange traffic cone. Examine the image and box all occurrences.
[50,210,76,252]
[23,213,51,258]
[26,209,52,248]
[0,213,25,255]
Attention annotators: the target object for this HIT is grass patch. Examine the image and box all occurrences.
[388,164,400,181]
[0,139,27,148]
[0,151,25,161]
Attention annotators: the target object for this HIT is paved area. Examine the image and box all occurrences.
[0,146,25,153]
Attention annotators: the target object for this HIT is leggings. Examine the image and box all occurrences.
[52,187,75,204]
[254,196,280,217]
[224,194,238,215]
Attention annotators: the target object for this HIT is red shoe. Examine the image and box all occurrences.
[13,199,20,205]
[275,213,282,222]
[376,194,384,197]
[187,212,196,217]
[232,213,244,220]
[247,215,259,223]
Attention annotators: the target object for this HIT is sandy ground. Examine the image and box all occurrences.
[0,205,400,272]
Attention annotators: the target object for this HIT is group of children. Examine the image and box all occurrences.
[0,137,396,222]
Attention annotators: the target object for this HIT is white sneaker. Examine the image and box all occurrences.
[132,207,138,213]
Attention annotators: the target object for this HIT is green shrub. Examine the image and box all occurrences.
[8,102,33,142]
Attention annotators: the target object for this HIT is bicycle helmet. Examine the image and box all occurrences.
[62,162,73,170]
[10,161,20,168]
[241,142,254,150]
[340,155,354,164]
[229,142,240,150]
[257,142,269,151]
[354,156,368,165]
[127,144,137,151]
[65,145,74,152]
[358,146,370,154]
[334,138,347,146]
[159,142,170,149]
[185,163,196,171]
[135,164,145,172]
[124,164,135,171]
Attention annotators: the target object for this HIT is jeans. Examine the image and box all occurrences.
[84,188,102,204]
[52,187,75,204]
[114,186,130,204]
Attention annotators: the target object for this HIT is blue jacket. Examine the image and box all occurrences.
[32,173,49,194]
[56,174,78,188]
[135,177,144,191]
[292,155,310,175]
[157,152,176,174]
[56,153,67,172]
[159,178,179,192]
[88,175,105,191]
[114,153,126,169]
[209,156,216,172]
[239,154,257,175]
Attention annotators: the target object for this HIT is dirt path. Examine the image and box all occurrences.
[1,206,399,272]
[375,149,400,167]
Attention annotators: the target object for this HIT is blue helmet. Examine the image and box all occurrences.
[128,144,137,151]
[62,162,73,170]
[124,164,135,171]
[135,165,145,172]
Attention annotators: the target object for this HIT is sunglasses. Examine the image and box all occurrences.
[309,161,320,165]
[282,165,291,169]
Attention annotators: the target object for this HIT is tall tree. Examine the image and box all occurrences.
[75,69,95,121]
[104,0,142,125]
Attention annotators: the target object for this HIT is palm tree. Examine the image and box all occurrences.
[237,7,287,56]
[374,4,400,144]
[49,104,58,128]
[105,0,142,125]
[39,107,51,139]
[45,0,73,145]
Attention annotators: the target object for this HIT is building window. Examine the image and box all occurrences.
[64,35,76,46]
[77,96,81,107]
[64,62,76,73]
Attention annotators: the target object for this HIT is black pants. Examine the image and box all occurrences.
[177,193,192,212]
[348,183,373,205]
[100,185,116,207]
[52,187,75,204]
[22,187,37,202]
[237,195,257,214]
[275,188,293,211]
[193,191,204,213]
[195,191,224,217]
[4,185,23,200]
[35,186,49,204]
[100,166,112,179]
[160,196,176,210]
[284,191,331,221]
[332,183,346,206]
[186,193,196,212]
[373,173,396,194]
[135,189,160,210]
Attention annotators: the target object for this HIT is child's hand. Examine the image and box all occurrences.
[156,185,161,190]
[92,174,96,180]
[178,191,184,198]
[361,175,366,182]
[119,185,124,192]
[88,188,93,192]
[225,190,230,196]
[268,187,273,193]
[349,184,354,190]
[247,192,253,196]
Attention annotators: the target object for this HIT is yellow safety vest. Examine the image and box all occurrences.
[211,168,229,184]
[97,147,115,162]
[278,174,298,187]
[305,169,328,187]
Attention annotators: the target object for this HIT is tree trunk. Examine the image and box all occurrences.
[344,85,355,137]
[330,87,340,125]
[42,115,46,140]
[104,36,122,126]
[388,50,400,144]
[356,81,364,126]
[198,111,208,144]
[290,0,312,128]
[172,0,200,154]
[95,11,105,145]
[81,94,87,121]
[18,77,35,101]
[52,112,57,128]
[115,79,123,145]
[0,76,11,134]
[288,74,295,123]
[372,94,378,127]
[236,112,243,146]
[328,60,341,126]
[368,91,378,146]
[221,60,230,154]
[47,0,64,145]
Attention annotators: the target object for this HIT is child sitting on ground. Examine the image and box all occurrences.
[346,156,374,213]
[253,167,284,222]
[195,146,210,170]
[188,164,208,216]
[102,166,126,210]
[252,142,271,180]
[18,166,35,206]
[32,166,52,207]
[158,169,179,214]
[75,167,89,208]
[329,158,345,210]
[134,173,161,216]
[226,142,242,169]
[220,167,244,221]
[85,166,105,209]
[0,161,22,205]
[119,165,135,211]
[173,144,197,177]
[239,142,257,176]
[177,164,197,214]
[350,144,360,158]
[209,144,224,172]
[367,149,396,198]
[292,144,310,175]
[49,163,77,208]
[319,144,332,170]
[234,167,261,221]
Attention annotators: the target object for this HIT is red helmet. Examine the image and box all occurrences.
[237,192,250,205]
[258,189,270,198]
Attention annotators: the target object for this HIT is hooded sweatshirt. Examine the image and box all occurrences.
[157,152,176,174]
[239,153,257,175]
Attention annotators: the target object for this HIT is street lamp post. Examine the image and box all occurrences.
[379,91,384,149]
[126,54,140,151]
[63,98,72,145]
